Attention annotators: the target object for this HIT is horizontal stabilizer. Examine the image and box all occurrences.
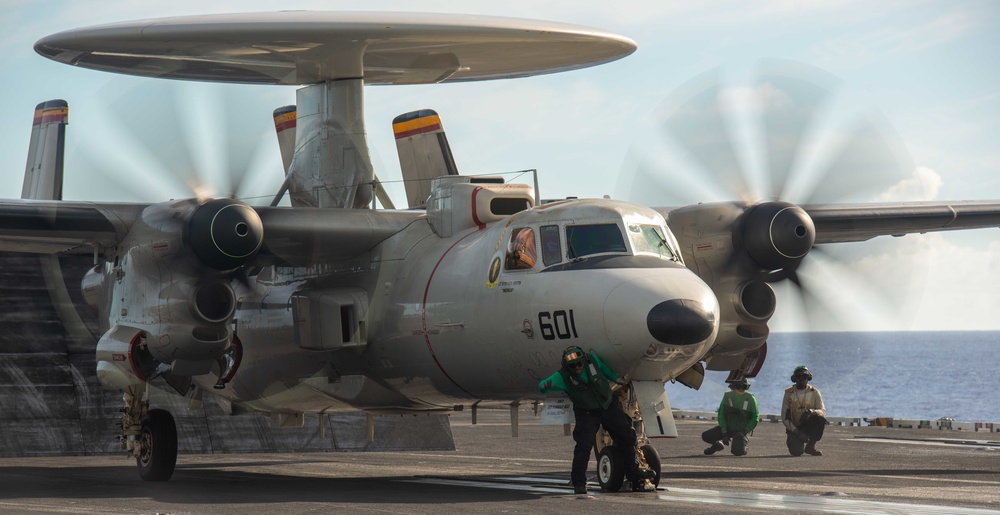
[22,100,68,201]
[393,109,459,208]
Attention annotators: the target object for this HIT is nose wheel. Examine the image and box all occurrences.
[595,383,663,492]
[597,446,625,491]
[596,443,661,492]
[640,444,662,486]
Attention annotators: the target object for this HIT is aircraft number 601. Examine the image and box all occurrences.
[538,310,579,340]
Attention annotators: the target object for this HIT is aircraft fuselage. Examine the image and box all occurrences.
[204,198,720,414]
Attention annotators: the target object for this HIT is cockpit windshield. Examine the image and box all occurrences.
[566,223,628,259]
[628,224,680,262]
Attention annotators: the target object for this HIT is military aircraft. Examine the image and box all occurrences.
[6,11,1000,488]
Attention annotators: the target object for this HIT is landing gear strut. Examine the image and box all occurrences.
[119,383,178,481]
[595,383,661,492]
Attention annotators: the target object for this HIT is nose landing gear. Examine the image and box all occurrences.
[595,383,662,492]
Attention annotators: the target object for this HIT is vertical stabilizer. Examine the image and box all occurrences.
[22,99,68,200]
[393,109,459,209]
[272,105,296,174]
[286,80,374,209]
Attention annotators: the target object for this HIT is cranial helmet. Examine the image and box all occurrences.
[562,346,585,368]
[791,365,813,382]
[730,378,751,390]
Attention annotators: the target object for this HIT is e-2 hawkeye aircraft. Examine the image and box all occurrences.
[8,12,1000,486]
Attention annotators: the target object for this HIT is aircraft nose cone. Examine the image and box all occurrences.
[647,299,715,345]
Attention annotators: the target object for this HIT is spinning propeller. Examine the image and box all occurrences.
[75,79,286,205]
[618,61,930,332]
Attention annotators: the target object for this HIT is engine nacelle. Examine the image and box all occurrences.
[667,200,815,371]
[185,198,264,271]
[90,198,262,385]
[738,201,815,271]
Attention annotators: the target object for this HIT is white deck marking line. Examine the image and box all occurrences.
[404,477,569,494]
[658,486,1000,515]
[656,462,998,487]
[392,452,567,463]
[403,477,1000,514]
[849,437,1000,448]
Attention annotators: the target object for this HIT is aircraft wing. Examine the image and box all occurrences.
[0,199,140,254]
[0,199,424,265]
[805,200,1000,244]
[254,207,423,266]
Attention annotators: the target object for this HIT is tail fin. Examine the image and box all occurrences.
[393,109,459,209]
[22,99,68,200]
[272,105,296,174]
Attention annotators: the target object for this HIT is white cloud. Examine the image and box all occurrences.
[874,166,942,201]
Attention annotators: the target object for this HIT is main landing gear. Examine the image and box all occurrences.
[595,384,661,492]
[119,383,178,481]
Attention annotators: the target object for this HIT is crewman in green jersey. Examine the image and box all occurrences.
[539,346,655,494]
[702,377,759,456]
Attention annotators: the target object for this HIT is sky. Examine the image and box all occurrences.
[1,0,998,331]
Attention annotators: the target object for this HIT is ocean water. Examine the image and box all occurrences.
[665,331,999,422]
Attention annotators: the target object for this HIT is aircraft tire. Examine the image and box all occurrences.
[597,445,625,492]
[137,409,178,482]
[641,444,661,487]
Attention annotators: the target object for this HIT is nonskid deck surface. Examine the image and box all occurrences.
[0,410,997,514]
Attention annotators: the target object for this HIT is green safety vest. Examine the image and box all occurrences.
[721,391,756,432]
[558,363,613,411]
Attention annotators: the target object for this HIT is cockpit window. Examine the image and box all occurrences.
[566,224,627,259]
[505,227,537,270]
[628,224,679,261]
[540,225,562,266]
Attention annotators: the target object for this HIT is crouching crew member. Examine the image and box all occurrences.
[703,377,759,456]
[539,346,655,494]
[782,365,829,456]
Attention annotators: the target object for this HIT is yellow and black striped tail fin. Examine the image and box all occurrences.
[393,109,459,209]
[22,99,68,200]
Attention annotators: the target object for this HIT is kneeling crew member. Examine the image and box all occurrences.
[539,346,655,494]
[782,365,828,456]
[703,377,759,456]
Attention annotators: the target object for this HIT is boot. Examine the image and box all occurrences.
[573,483,588,494]
[804,441,823,456]
[703,441,725,455]
[631,478,651,492]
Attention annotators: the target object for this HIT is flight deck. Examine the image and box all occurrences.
[1,407,997,514]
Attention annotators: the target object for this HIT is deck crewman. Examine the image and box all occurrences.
[782,365,828,456]
[539,346,655,494]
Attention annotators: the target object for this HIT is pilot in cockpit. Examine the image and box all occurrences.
[505,227,537,270]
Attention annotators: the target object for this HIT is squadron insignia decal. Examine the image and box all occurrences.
[487,256,502,288]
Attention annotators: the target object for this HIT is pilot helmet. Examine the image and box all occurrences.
[791,365,813,382]
[562,346,585,370]
[730,378,751,390]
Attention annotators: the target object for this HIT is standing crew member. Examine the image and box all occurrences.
[702,377,759,456]
[782,365,828,456]
[539,346,655,494]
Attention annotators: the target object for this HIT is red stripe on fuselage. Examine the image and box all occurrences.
[421,229,484,398]
[471,187,486,229]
